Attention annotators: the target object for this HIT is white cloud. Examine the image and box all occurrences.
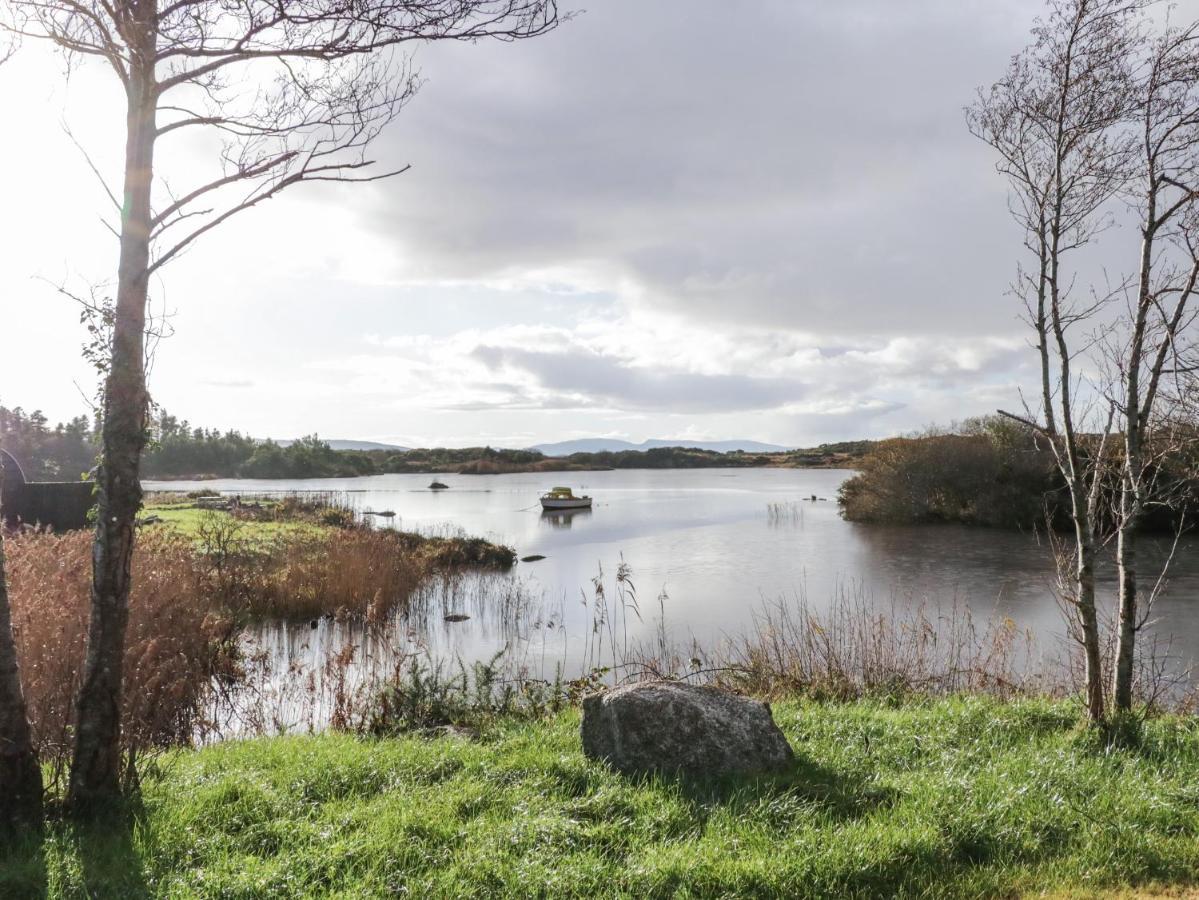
[2,0,1068,445]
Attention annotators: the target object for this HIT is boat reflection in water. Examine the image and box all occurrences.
[540,507,592,529]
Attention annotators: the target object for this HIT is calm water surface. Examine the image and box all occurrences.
[147,468,1199,705]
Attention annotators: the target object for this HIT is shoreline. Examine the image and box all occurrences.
[141,460,859,482]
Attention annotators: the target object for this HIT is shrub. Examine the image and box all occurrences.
[838,420,1058,528]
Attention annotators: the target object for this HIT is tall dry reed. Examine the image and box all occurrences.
[715,588,1044,700]
[6,530,231,771]
[225,529,516,623]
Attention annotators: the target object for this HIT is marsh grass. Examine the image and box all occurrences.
[767,500,805,526]
[221,528,517,623]
[142,490,518,624]
[214,559,1197,743]
[718,587,1044,702]
[5,696,1199,898]
[6,530,232,775]
[4,520,520,760]
[143,490,359,542]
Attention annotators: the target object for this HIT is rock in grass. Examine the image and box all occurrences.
[428,724,479,741]
[581,681,794,777]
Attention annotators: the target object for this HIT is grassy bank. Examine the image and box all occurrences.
[5,695,1199,898]
[137,494,518,621]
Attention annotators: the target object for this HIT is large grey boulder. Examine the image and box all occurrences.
[580,681,795,777]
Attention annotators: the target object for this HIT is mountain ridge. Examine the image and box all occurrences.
[529,438,794,457]
[274,439,411,452]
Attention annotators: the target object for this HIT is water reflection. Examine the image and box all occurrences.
[215,570,557,739]
[144,468,1199,737]
[540,508,591,529]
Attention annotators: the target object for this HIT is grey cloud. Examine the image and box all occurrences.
[364,0,1042,337]
[472,345,806,413]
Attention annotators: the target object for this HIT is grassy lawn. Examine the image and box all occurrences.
[142,501,329,542]
[6,695,1199,898]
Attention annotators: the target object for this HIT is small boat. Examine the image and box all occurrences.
[428,481,449,490]
[540,486,593,510]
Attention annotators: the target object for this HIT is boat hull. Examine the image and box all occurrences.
[540,497,593,510]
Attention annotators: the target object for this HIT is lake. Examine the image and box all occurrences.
[146,467,1199,730]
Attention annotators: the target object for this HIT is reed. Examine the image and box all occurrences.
[716,588,1044,701]
[221,528,517,623]
[6,525,1193,763]
[6,530,232,775]
[766,500,805,526]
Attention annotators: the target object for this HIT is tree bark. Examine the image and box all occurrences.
[1068,478,1105,721]
[1113,218,1155,714]
[1112,385,1144,712]
[0,526,43,834]
[1112,508,1138,710]
[1050,195,1106,723]
[1036,229,1057,437]
[67,57,156,815]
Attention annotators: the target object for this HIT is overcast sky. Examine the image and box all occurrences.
[1,0,1095,447]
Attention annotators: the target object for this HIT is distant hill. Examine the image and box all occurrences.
[531,438,794,457]
[275,439,410,452]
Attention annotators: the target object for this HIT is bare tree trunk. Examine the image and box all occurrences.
[67,59,155,815]
[1061,440,1106,721]
[1113,217,1153,713]
[1112,503,1138,710]
[1051,198,1107,722]
[0,528,42,834]
[1113,360,1145,711]
[1074,510,1105,721]
[1036,235,1057,436]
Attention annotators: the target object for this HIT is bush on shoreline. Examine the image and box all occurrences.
[838,419,1059,528]
[838,416,1199,531]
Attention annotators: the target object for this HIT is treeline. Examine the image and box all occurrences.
[838,417,1199,532]
[0,406,378,480]
[2,404,864,480]
[0,406,98,481]
[148,416,375,478]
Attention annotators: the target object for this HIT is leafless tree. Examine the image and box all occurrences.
[2,0,559,814]
[969,0,1142,722]
[1108,22,1199,712]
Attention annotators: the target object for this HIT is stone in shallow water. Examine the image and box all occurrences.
[580,681,795,777]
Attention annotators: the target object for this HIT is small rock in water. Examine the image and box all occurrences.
[521,554,547,562]
[443,613,470,623]
[581,681,794,778]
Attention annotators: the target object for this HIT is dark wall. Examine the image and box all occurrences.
[2,449,94,531]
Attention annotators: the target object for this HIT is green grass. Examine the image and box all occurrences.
[143,503,326,542]
[6,696,1199,898]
